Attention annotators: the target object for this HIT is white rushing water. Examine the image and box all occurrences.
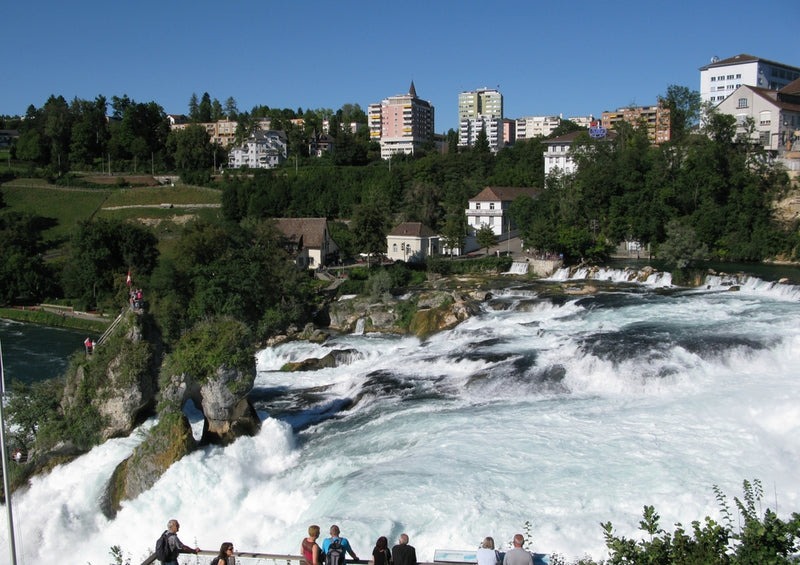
[2,272,800,564]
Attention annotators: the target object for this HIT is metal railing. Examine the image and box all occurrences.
[139,553,444,565]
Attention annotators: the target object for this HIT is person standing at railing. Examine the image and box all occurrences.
[391,534,417,565]
[371,535,392,565]
[501,535,532,565]
[302,525,324,565]
[323,524,359,565]
[211,541,235,565]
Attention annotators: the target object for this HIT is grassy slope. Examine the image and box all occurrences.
[1,179,222,251]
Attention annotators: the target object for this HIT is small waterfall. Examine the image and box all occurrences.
[354,318,365,335]
[505,262,529,275]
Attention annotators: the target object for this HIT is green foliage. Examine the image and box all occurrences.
[476,224,498,253]
[161,317,254,385]
[368,269,393,300]
[594,480,800,565]
[5,378,64,448]
[657,219,709,269]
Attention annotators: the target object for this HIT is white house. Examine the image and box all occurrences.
[714,79,800,153]
[543,129,617,177]
[386,222,439,263]
[465,186,539,250]
[228,130,287,169]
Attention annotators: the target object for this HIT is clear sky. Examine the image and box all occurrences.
[2,0,798,133]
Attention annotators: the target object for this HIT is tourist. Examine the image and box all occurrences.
[323,524,359,564]
[477,537,500,565]
[502,535,532,565]
[158,519,200,565]
[211,541,235,565]
[302,525,324,565]
[371,536,392,565]
[391,534,417,565]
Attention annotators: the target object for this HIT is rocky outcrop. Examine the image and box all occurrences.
[103,412,195,518]
[160,363,260,446]
[325,290,485,335]
[61,310,160,440]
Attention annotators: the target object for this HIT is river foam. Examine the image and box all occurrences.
[1,273,799,564]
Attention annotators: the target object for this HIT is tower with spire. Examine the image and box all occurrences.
[368,81,435,159]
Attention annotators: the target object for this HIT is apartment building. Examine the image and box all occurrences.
[227,130,287,169]
[601,105,671,145]
[516,115,562,139]
[368,81,435,160]
[168,117,238,147]
[458,87,503,150]
[700,54,800,106]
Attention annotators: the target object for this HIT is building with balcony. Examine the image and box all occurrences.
[465,186,539,244]
[228,130,287,169]
[516,115,562,139]
[714,78,800,153]
[368,81,435,160]
[458,87,503,150]
[601,105,671,145]
[700,54,800,106]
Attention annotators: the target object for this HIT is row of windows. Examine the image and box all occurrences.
[710,73,742,81]
[474,202,496,210]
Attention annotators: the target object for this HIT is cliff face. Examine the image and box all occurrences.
[60,310,161,441]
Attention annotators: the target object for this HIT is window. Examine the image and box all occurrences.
[392,243,398,252]
[476,203,481,210]
[737,98,748,109]
[489,203,495,210]
[727,75,734,80]
[736,74,741,79]
[710,76,716,82]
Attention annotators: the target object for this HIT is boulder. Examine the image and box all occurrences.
[102,412,195,518]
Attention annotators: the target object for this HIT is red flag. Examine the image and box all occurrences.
[126,270,132,285]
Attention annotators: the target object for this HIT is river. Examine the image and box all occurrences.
[0,267,799,564]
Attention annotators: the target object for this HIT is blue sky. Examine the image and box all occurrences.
[2,0,798,133]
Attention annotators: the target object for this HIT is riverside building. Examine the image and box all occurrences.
[700,54,800,105]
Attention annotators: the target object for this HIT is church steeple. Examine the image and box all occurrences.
[408,80,417,98]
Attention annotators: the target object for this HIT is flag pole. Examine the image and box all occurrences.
[0,340,19,565]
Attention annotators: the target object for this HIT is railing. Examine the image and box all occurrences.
[139,553,444,565]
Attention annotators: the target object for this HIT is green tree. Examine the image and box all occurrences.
[662,84,702,142]
[476,224,497,255]
[188,93,199,121]
[474,126,490,153]
[166,124,214,182]
[440,213,466,257]
[657,219,709,269]
[351,202,390,265]
[198,92,212,122]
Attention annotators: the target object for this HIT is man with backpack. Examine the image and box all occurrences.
[322,524,359,565]
[155,519,200,564]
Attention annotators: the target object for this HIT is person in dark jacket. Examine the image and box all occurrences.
[391,534,417,565]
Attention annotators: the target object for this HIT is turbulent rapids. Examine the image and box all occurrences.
[2,268,800,564]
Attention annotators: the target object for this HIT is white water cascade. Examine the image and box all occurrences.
[354,318,366,335]
[1,270,799,564]
[505,262,529,275]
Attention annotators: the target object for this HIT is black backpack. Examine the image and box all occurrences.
[326,538,343,565]
[155,531,177,562]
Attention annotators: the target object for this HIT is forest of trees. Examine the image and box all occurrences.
[1,84,799,344]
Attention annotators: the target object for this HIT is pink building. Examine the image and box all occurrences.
[368,81,435,159]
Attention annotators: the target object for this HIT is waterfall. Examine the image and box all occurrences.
[504,262,529,275]
[354,318,365,335]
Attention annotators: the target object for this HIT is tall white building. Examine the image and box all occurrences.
[699,54,800,105]
[458,88,503,150]
[228,130,287,169]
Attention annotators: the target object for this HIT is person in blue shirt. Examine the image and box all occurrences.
[322,524,359,564]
